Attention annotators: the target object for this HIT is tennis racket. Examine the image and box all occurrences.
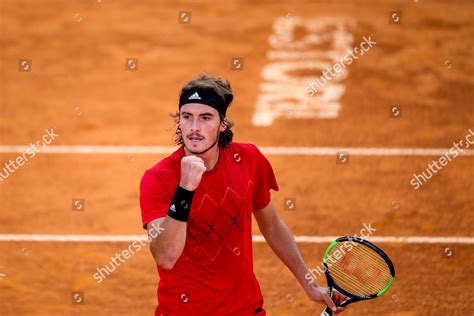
[320,236,395,316]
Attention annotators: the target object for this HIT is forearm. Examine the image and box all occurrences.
[149,183,196,269]
[150,216,187,269]
[260,221,315,290]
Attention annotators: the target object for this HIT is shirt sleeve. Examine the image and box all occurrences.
[252,145,279,211]
[139,169,173,229]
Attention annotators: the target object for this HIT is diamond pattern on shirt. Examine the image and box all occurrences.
[184,180,254,262]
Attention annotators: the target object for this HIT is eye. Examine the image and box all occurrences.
[202,116,211,121]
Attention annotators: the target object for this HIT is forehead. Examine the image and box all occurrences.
[180,103,219,116]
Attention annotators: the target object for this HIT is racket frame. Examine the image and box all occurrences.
[320,236,395,315]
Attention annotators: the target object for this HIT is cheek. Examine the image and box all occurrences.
[179,121,190,131]
[212,122,222,135]
[203,121,219,133]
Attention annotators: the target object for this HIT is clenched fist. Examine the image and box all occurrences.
[179,156,207,191]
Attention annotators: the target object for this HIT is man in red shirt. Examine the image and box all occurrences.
[140,75,348,315]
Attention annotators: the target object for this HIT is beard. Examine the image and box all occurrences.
[185,129,220,155]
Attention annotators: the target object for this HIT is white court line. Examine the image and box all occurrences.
[0,145,473,156]
[0,234,472,244]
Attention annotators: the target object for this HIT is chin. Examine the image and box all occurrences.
[185,141,206,153]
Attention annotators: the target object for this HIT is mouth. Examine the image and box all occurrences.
[188,136,204,143]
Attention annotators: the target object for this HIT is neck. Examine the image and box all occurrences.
[184,143,220,172]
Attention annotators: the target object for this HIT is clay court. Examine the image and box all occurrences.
[1,0,473,315]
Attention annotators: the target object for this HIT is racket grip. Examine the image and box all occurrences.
[320,306,333,316]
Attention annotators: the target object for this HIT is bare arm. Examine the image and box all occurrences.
[254,201,348,313]
[147,216,187,270]
[147,155,207,270]
[254,201,311,289]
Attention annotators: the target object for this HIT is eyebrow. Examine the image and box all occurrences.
[181,111,215,117]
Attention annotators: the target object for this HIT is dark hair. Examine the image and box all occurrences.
[170,74,234,148]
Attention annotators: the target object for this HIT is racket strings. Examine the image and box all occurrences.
[331,257,389,294]
[330,244,390,293]
[330,253,388,294]
[335,245,390,291]
[327,242,391,296]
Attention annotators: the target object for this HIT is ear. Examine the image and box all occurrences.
[219,119,227,132]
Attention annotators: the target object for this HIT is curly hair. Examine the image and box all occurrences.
[170,74,234,148]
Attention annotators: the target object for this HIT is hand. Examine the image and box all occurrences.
[305,283,349,314]
[179,156,206,191]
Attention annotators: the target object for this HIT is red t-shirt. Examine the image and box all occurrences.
[140,142,279,316]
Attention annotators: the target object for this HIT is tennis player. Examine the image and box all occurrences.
[140,75,348,315]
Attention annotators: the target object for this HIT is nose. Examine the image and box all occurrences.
[190,118,200,132]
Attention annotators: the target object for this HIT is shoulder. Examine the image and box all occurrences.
[226,141,263,156]
[223,142,269,169]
